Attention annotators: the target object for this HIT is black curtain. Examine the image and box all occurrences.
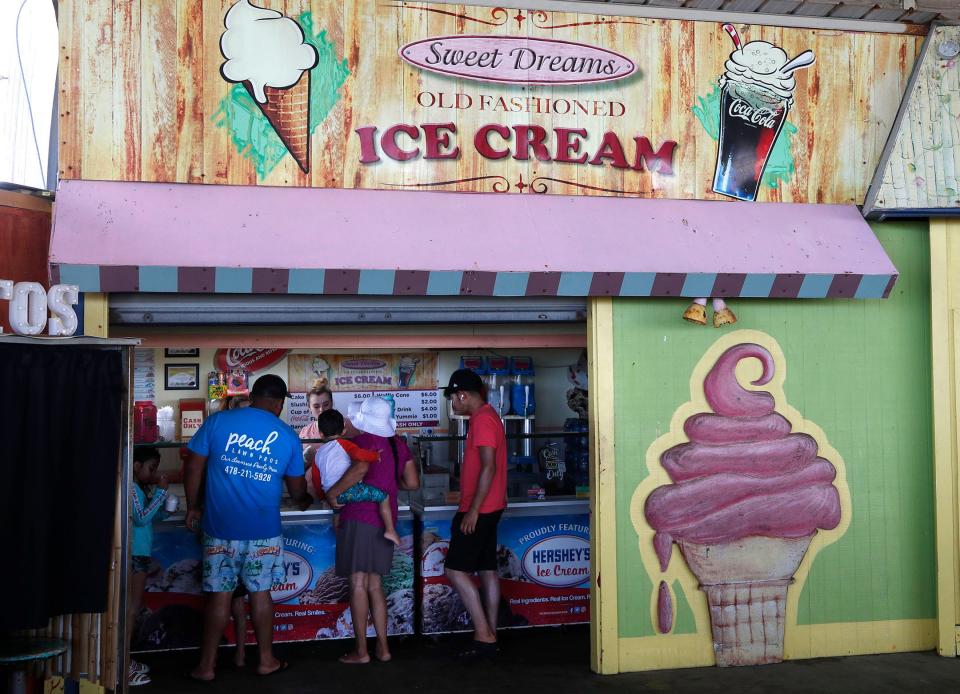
[0,344,124,629]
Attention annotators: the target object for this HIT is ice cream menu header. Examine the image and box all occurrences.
[59,0,920,204]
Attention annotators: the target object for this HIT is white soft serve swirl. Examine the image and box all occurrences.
[220,0,318,104]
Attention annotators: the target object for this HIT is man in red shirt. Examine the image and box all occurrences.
[443,368,507,657]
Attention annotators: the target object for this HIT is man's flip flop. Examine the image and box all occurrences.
[457,641,499,659]
[258,661,290,677]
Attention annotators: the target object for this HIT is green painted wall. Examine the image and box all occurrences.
[614,221,935,638]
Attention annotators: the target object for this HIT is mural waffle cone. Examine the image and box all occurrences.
[246,72,311,173]
[679,535,813,667]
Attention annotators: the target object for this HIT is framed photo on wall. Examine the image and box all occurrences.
[165,364,200,390]
[165,348,200,358]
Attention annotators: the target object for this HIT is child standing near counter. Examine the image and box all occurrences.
[314,409,400,546]
[128,446,171,686]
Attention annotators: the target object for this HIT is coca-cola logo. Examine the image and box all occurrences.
[728,99,781,129]
[342,358,387,371]
[214,348,290,374]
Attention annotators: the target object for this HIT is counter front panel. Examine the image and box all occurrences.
[419,501,590,634]
[133,512,415,652]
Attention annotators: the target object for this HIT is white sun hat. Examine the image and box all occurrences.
[350,397,396,437]
[346,401,363,420]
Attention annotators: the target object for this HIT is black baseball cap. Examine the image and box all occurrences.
[443,368,485,397]
[250,374,290,400]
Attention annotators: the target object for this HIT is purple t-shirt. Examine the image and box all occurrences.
[339,433,410,528]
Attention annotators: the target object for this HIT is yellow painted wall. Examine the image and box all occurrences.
[82,293,108,337]
[929,218,960,656]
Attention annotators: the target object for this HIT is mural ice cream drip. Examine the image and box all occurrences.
[217,1,349,177]
[634,334,849,667]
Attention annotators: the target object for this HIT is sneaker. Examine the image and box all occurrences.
[129,670,151,686]
[129,661,150,675]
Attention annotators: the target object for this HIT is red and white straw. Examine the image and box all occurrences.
[722,23,742,51]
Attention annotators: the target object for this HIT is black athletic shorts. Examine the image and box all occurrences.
[445,510,503,573]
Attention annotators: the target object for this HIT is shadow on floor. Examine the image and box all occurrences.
[140,625,960,694]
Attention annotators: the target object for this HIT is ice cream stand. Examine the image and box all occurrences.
[47,0,945,676]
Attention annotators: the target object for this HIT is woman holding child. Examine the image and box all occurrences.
[323,397,420,664]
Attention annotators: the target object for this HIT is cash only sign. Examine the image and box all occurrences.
[355,34,682,179]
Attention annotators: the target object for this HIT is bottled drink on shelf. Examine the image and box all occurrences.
[134,400,159,443]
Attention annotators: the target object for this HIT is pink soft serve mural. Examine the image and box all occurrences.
[631,331,850,667]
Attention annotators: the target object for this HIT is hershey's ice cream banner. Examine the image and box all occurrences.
[60,0,921,205]
[420,511,591,634]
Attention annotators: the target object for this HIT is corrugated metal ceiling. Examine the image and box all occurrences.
[576,1,958,24]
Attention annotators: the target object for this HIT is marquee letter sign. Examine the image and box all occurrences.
[1,281,81,337]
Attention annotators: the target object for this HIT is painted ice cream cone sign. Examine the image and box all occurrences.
[712,24,815,201]
[219,0,319,173]
[633,333,850,667]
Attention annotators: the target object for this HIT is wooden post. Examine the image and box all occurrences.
[86,612,98,684]
[102,466,124,691]
[78,614,89,680]
[53,615,64,678]
[588,297,619,675]
[99,599,109,687]
[62,616,71,678]
[70,615,81,680]
[44,618,53,679]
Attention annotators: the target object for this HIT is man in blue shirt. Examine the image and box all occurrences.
[184,374,311,681]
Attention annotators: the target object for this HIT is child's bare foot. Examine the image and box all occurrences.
[375,643,392,662]
[234,649,245,668]
[187,666,215,682]
[384,530,401,546]
[339,651,371,665]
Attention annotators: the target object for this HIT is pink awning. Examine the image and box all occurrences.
[50,180,897,298]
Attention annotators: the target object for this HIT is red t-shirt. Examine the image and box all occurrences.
[459,404,507,514]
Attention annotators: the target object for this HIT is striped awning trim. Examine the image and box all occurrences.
[51,264,895,299]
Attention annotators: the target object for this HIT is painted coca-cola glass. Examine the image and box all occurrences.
[711,36,814,202]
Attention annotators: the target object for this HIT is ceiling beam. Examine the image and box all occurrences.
[438,0,929,33]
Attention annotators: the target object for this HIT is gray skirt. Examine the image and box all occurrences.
[335,520,394,577]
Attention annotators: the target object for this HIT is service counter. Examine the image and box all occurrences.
[132,488,415,652]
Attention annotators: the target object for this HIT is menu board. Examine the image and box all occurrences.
[286,389,442,430]
[338,389,441,429]
[287,354,438,393]
[287,352,441,430]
